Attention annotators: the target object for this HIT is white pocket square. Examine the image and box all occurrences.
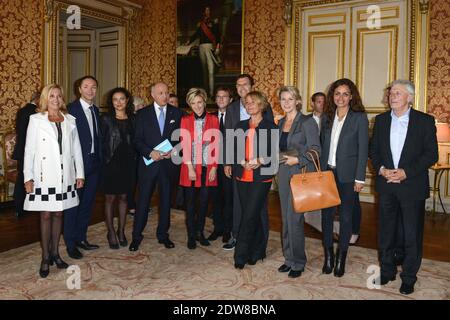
[170,119,175,124]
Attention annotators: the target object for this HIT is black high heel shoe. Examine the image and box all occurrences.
[117,230,128,247]
[39,259,51,278]
[107,233,119,250]
[50,254,69,269]
[248,256,265,265]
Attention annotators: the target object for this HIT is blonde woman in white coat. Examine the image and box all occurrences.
[23,84,85,278]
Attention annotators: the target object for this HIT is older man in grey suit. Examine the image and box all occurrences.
[223,73,274,250]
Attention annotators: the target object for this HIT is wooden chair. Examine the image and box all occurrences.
[1,131,17,201]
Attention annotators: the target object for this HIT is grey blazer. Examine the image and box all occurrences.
[320,110,369,183]
[278,112,321,175]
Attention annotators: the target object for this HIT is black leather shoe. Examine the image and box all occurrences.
[377,274,396,285]
[67,248,83,259]
[322,247,334,274]
[129,240,141,251]
[207,231,223,241]
[234,262,245,269]
[278,264,291,273]
[334,249,347,277]
[39,259,51,278]
[159,238,175,249]
[196,233,211,246]
[399,283,414,295]
[50,255,69,269]
[288,269,303,278]
[187,237,196,250]
[248,257,264,265]
[76,241,99,250]
[222,232,231,243]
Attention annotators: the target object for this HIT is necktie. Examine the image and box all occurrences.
[89,106,98,153]
[219,112,224,133]
[158,107,165,135]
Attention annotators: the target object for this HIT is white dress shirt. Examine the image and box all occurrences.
[218,110,226,126]
[154,102,167,120]
[80,98,97,153]
[239,100,250,121]
[313,113,321,133]
[328,111,365,184]
[390,108,410,169]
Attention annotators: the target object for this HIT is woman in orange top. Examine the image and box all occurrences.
[232,91,278,269]
[179,88,219,249]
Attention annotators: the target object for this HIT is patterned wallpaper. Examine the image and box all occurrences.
[0,0,43,132]
[129,0,177,103]
[243,0,286,114]
[428,0,450,123]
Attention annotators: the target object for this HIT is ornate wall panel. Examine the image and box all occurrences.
[428,0,450,123]
[243,0,286,113]
[0,0,43,132]
[130,0,177,103]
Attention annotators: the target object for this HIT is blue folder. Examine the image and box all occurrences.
[143,139,173,166]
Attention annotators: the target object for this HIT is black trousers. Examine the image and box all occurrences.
[378,193,425,286]
[234,180,271,265]
[13,160,25,216]
[352,193,361,235]
[210,164,233,234]
[322,168,357,252]
[64,155,100,250]
[185,167,209,238]
[132,163,172,242]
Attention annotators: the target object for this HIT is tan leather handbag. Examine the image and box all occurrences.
[290,150,341,213]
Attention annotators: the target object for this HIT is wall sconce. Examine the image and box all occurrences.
[419,0,429,14]
[283,0,293,26]
[436,122,450,165]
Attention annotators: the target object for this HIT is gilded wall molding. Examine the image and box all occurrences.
[43,0,140,89]
[291,0,420,89]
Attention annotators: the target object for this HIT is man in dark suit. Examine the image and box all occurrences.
[370,80,438,295]
[307,92,325,134]
[65,75,102,259]
[208,86,233,243]
[129,82,183,251]
[223,74,274,250]
[12,92,39,217]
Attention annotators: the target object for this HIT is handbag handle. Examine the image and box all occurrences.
[300,149,321,174]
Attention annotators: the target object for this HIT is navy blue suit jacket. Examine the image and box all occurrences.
[134,103,183,173]
[370,108,438,200]
[68,99,102,174]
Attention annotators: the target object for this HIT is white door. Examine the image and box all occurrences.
[96,26,124,111]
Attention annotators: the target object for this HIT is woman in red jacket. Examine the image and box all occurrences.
[179,88,220,249]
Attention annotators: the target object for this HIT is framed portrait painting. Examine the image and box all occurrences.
[177,0,243,107]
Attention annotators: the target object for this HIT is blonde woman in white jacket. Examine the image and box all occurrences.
[23,84,84,278]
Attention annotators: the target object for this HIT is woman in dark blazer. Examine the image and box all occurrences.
[320,78,369,277]
[276,86,321,278]
[101,87,136,249]
[232,91,278,269]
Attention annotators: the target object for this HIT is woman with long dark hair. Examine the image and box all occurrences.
[320,78,369,277]
[101,87,136,249]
